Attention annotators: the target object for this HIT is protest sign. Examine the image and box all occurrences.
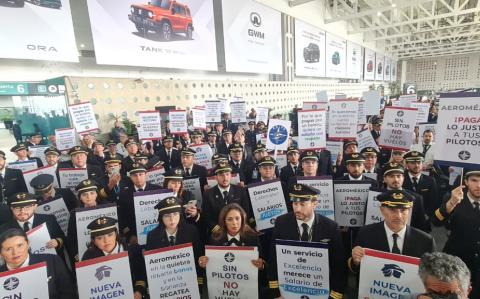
[297,176,335,220]
[316,90,328,102]
[333,181,371,226]
[416,123,436,138]
[0,263,49,299]
[328,99,358,140]
[297,109,327,150]
[59,168,88,189]
[207,174,240,187]
[247,179,288,231]
[231,101,247,124]
[358,100,367,124]
[189,143,213,170]
[357,129,380,152]
[23,165,59,193]
[326,140,343,164]
[380,106,418,150]
[274,154,288,169]
[255,107,269,125]
[76,204,118,258]
[435,93,480,166]
[134,189,173,245]
[192,107,206,130]
[68,102,98,134]
[205,100,222,123]
[358,249,424,299]
[138,110,162,140]
[28,145,49,165]
[37,198,70,235]
[276,240,330,299]
[205,246,258,299]
[183,177,203,206]
[169,110,188,135]
[146,167,165,186]
[266,119,291,151]
[399,94,417,107]
[144,243,201,299]
[55,127,77,151]
[26,223,56,255]
[7,160,38,172]
[363,90,381,115]
[303,102,328,110]
[76,252,134,299]
[410,102,430,124]
[364,190,383,225]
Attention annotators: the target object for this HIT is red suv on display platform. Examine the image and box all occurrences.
[129,0,194,41]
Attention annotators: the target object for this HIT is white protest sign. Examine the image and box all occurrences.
[328,100,359,139]
[358,249,424,299]
[146,167,165,186]
[134,189,173,246]
[333,182,371,226]
[37,198,70,235]
[169,110,188,135]
[76,204,118,258]
[219,98,228,114]
[255,107,269,125]
[28,145,49,166]
[297,176,335,220]
[449,166,463,186]
[230,101,247,124]
[26,223,56,255]
[273,154,288,169]
[189,143,213,170]
[59,168,88,189]
[192,107,207,130]
[435,93,480,166]
[357,129,380,152]
[410,102,430,124]
[316,91,329,102]
[76,252,134,299]
[68,102,99,134]
[144,243,201,299]
[276,240,330,299]
[183,177,203,206]
[205,246,258,299]
[7,160,38,172]
[138,110,162,140]
[298,109,327,150]
[363,90,382,115]
[205,100,222,123]
[208,174,240,187]
[326,140,343,164]
[55,128,77,151]
[23,165,59,194]
[380,107,418,150]
[0,263,49,299]
[266,119,291,151]
[364,190,383,225]
[247,179,288,231]
[358,100,367,124]
[303,102,328,110]
[399,94,417,107]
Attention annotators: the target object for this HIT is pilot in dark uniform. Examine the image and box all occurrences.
[10,143,43,168]
[280,146,301,185]
[0,150,27,226]
[338,153,379,187]
[360,147,381,180]
[30,173,78,211]
[58,146,104,182]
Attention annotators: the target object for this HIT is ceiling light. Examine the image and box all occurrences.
[392,3,397,8]
[80,44,85,48]
[377,12,382,16]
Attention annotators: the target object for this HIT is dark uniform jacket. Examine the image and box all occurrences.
[1,168,27,226]
[230,159,254,183]
[0,254,77,299]
[156,147,181,171]
[37,188,78,212]
[178,164,208,191]
[87,154,106,169]
[338,174,379,188]
[268,213,347,299]
[280,163,300,185]
[403,173,439,217]
[121,155,136,175]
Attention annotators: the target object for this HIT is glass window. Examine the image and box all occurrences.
[151,0,170,9]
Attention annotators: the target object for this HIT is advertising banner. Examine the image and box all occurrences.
[86,0,217,70]
[222,0,282,74]
[266,119,291,151]
[294,19,326,77]
[169,110,188,134]
[37,197,70,235]
[138,110,162,140]
[384,57,392,82]
[333,181,371,227]
[230,101,247,124]
[346,41,362,79]
[55,127,76,151]
[26,223,56,255]
[364,48,376,80]
[205,100,222,123]
[59,168,88,189]
[328,99,358,140]
[391,60,397,81]
[374,53,384,81]
[379,107,418,150]
[0,263,49,299]
[68,102,99,134]
[189,143,213,170]
[0,0,78,62]
[325,33,346,78]
[191,107,206,130]
[297,109,327,150]
[23,165,59,194]
[297,176,335,220]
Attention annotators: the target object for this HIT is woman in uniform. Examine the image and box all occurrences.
[162,169,200,224]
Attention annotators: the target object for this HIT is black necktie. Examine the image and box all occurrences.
[392,233,401,254]
[23,221,30,232]
[301,223,309,241]
[293,166,298,174]
[412,176,418,191]
[236,162,240,169]
[422,144,430,155]
[223,191,229,204]
[169,235,175,246]
[167,150,171,161]
[138,188,144,192]
[0,173,4,186]
[185,168,191,176]
[474,202,480,213]
[228,238,239,246]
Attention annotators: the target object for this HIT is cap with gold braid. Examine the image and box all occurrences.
[154,196,182,217]
[164,168,185,180]
[106,139,117,147]
[258,156,276,167]
[382,162,405,176]
[75,179,98,195]
[44,146,61,156]
[300,150,319,162]
[228,143,243,152]
[376,190,413,208]
[87,216,118,238]
[360,147,378,156]
[181,147,196,156]
[104,156,122,165]
[129,163,147,175]
[68,146,89,156]
[7,192,38,207]
[253,143,267,154]
[289,184,319,202]
[344,153,365,164]
[286,146,299,155]
[30,174,55,195]
[10,143,28,153]
[215,161,232,175]
[404,151,424,162]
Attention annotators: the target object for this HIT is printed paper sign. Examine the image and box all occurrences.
[358,249,424,299]
[0,263,49,299]
[399,94,417,107]
[410,102,430,124]
[247,179,288,231]
[134,189,173,245]
[230,101,247,123]
[144,244,201,299]
[303,102,328,110]
[380,107,418,150]
[183,177,203,207]
[276,240,330,299]
[192,107,207,130]
[274,154,288,169]
[68,102,99,134]
[138,111,162,140]
[23,165,59,194]
[298,109,327,150]
[363,90,382,115]
[37,198,70,235]
[59,168,88,189]
[326,140,343,164]
[328,100,359,139]
[357,129,380,152]
[28,145,49,165]
[76,252,134,299]
[255,107,269,125]
[146,167,165,186]
[297,176,335,220]
[333,182,371,227]
[169,110,188,135]
[205,246,259,299]
[27,223,56,255]
[189,143,213,169]
[364,190,383,225]
[266,119,291,151]
[7,160,38,172]
[55,128,76,151]
[205,100,222,123]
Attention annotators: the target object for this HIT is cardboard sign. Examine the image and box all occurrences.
[358,249,424,299]
[192,107,207,130]
[144,243,201,299]
[276,240,330,299]
[298,109,327,150]
[76,252,134,299]
[205,246,258,299]
[76,204,118,258]
[37,198,70,235]
[328,99,359,139]
[333,182,371,227]
[169,110,188,135]
[297,176,335,220]
[231,101,247,124]
[7,160,38,172]
[247,179,288,231]
[0,263,49,299]
[59,168,88,189]
[23,165,59,194]
[146,167,165,186]
[138,110,162,140]
[68,102,99,134]
[28,145,49,165]
[55,128,77,151]
[255,107,269,125]
[189,143,213,170]
[266,119,291,151]
[205,100,222,123]
[380,107,418,150]
[26,223,56,255]
[134,189,173,246]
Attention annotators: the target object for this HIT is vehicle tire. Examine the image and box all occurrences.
[135,24,146,34]
[186,25,193,40]
[160,21,172,41]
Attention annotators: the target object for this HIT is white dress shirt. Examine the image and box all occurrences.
[296,215,315,240]
[384,222,406,254]
[17,215,35,231]
[227,233,241,246]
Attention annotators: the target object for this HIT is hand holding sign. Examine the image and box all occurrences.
[352,246,366,266]
[447,185,465,213]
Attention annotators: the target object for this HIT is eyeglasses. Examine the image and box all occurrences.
[12,204,35,212]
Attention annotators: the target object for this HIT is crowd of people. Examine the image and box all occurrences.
[0,100,478,299]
